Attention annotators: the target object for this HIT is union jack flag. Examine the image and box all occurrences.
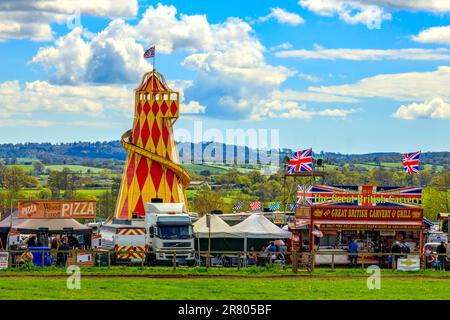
[289,202,300,211]
[233,201,243,211]
[144,46,155,59]
[269,201,280,211]
[249,201,261,211]
[287,148,313,174]
[402,151,420,175]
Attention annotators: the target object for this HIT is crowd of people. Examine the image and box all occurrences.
[14,233,85,267]
[348,238,448,270]
[246,240,288,266]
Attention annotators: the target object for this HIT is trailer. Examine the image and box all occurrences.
[93,224,147,264]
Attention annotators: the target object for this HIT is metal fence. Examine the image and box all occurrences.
[2,249,449,272]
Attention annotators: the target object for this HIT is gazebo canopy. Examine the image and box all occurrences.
[230,213,292,239]
[0,211,26,232]
[193,214,242,238]
[14,219,92,234]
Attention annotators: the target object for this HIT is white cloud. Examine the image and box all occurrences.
[276,45,450,61]
[308,66,450,102]
[299,0,450,29]
[0,80,133,118]
[248,98,360,120]
[269,42,293,51]
[0,119,54,128]
[259,8,305,26]
[0,0,138,41]
[393,98,450,120]
[271,89,360,103]
[31,21,151,84]
[365,1,450,12]
[412,26,450,45]
[298,72,322,82]
[168,80,206,114]
[180,101,207,114]
[279,107,359,119]
[299,0,391,29]
[31,3,358,121]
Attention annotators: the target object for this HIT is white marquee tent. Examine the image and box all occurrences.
[230,213,292,239]
[193,214,242,238]
[230,213,292,251]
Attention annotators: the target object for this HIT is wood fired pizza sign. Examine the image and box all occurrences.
[18,200,96,219]
[311,207,423,222]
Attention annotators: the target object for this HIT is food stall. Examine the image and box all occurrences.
[293,185,424,265]
[309,206,424,265]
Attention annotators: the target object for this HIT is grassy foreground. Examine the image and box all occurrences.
[0,276,449,300]
[2,265,450,277]
[1,267,450,299]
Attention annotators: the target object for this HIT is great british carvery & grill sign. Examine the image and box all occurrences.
[18,200,96,219]
[311,206,423,222]
[297,185,422,207]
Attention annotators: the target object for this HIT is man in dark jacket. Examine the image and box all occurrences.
[391,241,402,267]
[436,242,447,271]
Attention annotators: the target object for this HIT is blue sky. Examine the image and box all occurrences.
[0,0,449,153]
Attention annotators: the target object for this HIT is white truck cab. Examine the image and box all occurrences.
[144,203,195,265]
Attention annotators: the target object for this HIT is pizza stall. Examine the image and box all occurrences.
[289,185,424,265]
[8,200,96,267]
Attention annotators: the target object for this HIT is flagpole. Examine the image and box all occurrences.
[153,45,156,71]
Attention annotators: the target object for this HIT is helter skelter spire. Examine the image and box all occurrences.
[114,69,190,219]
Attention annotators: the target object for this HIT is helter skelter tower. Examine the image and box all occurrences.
[115,70,190,219]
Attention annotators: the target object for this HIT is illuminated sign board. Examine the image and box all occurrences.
[297,185,422,207]
[311,206,423,222]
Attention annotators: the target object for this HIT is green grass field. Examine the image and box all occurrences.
[1,267,449,300]
[183,163,228,175]
[1,277,449,300]
[45,165,104,173]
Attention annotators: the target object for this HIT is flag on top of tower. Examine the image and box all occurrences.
[402,151,421,175]
[144,46,155,59]
[287,148,313,173]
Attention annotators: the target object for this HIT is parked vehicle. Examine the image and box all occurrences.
[144,203,195,266]
[92,224,146,264]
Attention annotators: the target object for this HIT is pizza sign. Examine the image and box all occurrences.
[18,200,96,219]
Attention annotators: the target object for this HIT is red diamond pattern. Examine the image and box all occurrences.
[133,121,140,144]
[134,196,145,217]
[140,121,150,147]
[166,169,174,191]
[136,102,142,115]
[143,101,151,115]
[120,196,129,218]
[160,101,168,115]
[170,101,177,115]
[162,120,169,148]
[152,101,159,116]
[150,161,163,193]
[136,157,149,190]
[151,121,161,149]
[126,153,136,188]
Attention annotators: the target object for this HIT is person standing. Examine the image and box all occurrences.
[348,239,358,268]
[391,241,402,267]
[436,242,447,271]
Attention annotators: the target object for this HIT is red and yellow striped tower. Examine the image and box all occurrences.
[115,70,190,219]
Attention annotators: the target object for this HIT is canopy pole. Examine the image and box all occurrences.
[244,233,247,253]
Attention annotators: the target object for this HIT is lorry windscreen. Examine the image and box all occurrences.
[156,216,192,239]
[157,224,192,239]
